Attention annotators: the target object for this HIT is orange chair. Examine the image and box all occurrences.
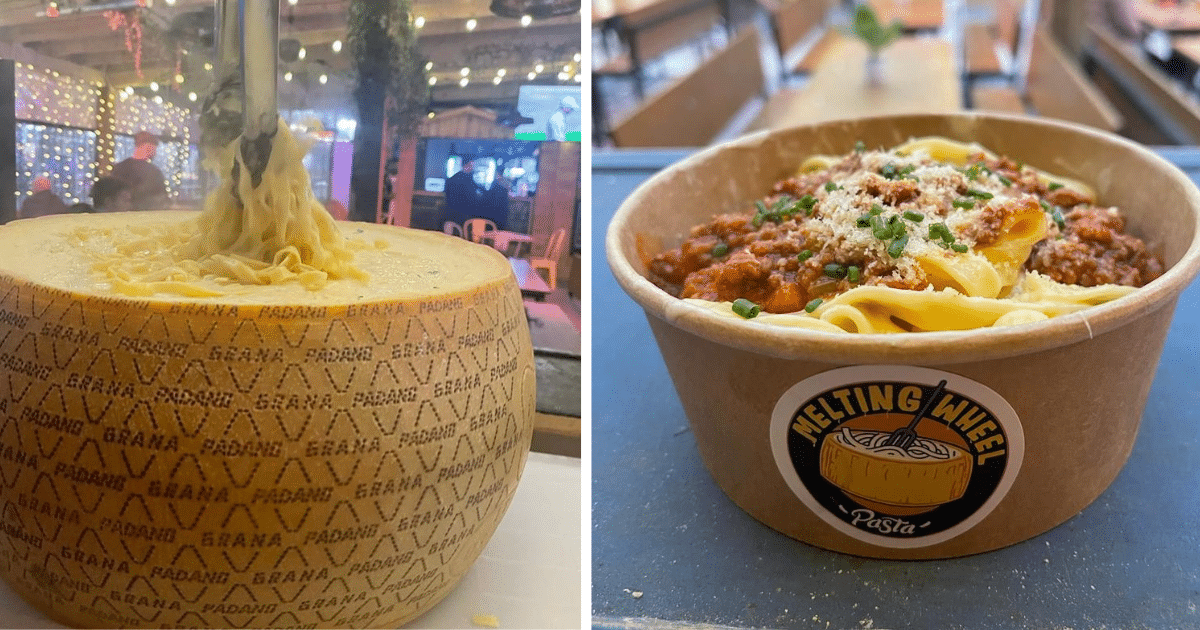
[463,218,497,245]
[531,228,567,291]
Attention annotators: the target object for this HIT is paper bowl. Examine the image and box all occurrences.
[605,113,1200,559]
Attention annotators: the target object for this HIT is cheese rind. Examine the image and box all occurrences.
[0,214,535,629]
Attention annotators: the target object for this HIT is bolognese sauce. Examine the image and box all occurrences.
[646,142,1163,316]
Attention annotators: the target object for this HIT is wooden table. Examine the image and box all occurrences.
[747,36,962,132]
[509,257,551,301]
[1135,0,1200,31]
[869,0,944,32]
[1172,33,1200,64]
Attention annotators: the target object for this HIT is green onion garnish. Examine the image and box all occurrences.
[928,222,953,243]
[823,263,847,279]
[870,204,884,216]
[1051,207,1067,230]
[712,243,729,257]
[805,298,823,313]
[903,211,924,222]
[752,214,764,228]
[963,164,981,180]
[952,199,975,209]
[887,234,909,258]
[854,140,866,153]
[1039,200,1052,212]
[1048,182,1064,191]
[871,218,892,240]
[997,174,1012,186]
[966,189,994,200]
[825,182,840,192]
[950,243,969,253]
[798,250,813,262]
[847,266,860,283]
[732,298,760,319]
[856,215,871,228]
[798,194,818,215]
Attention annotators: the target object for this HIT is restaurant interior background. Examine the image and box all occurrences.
[0,0,582,457]
[592,0,1200,149]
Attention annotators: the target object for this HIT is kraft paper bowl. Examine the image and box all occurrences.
[605,113,1200,559]
[0,216,536,628]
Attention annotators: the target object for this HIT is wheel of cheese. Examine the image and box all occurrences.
[819,430,972,510]
[0,211,536,628]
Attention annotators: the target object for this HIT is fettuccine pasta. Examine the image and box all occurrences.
[647,137,1163,333]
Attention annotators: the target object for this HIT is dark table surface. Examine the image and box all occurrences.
[591,148,1200,629]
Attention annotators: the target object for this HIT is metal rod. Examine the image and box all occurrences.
[215,0,241,85]
[241,0,278,140]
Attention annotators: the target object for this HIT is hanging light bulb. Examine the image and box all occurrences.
[150,82,159,91]
[460,67,470,76]
[527,71,536,80]
[493,76,501,85]
[497,68,507,77]
[284,71,293,82]
[415,16,425,28]
[521,15,532,26]
[319,74,328,84]
[188,92,197,101]
[459,77,469,87]
[331,40,342,53]
[298,47,307,60]
[465,18,477,31]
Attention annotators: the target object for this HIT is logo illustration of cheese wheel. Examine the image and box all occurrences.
[0,213,536,628]
[819,428,972,513]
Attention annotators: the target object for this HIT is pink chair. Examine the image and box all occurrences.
[463,218,497,245]
[531,228,567,290]
[443,221,464,237]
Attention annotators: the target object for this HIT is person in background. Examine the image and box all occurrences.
[325,199,349,221]
[546,96,578,141]
[18,177,68,219]
[110,130,168,211]
[480,172,512,231]
[91,176,133,213]
[443,155,483,227]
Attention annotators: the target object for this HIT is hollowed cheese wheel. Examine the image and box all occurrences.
[819,432,972,508]
[0,211,536,629]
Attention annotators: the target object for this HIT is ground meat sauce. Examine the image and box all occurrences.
[647,143,1164,315]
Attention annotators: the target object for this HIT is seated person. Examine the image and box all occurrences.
[91,176,133,213]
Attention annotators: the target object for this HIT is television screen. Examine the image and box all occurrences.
[514,85,582,142]
[417,138,542,197]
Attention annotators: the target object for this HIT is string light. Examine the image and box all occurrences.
[460,67,470,76]
[174,73,185,84]
[319,74,328,84]
[428,76,437,86]
[574,52,581,62]
[459,77,469,87]
[331,40,342,53]
[497,68,506,77]
[465,18,477,31]
[521,15,532,26]
[425,61,433,71]
[188,92,197,101]
[298,47,306,60]
[534,63,544,73]
[492,76,501,85]
[284,71,293,82]
[150,81,159,91]
[415,16,425,28]
[527,71,536,80]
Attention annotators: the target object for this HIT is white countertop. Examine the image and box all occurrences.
[0,452,582,630]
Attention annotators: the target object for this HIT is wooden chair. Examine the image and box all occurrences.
[463,218,496,245]
[762,0,834,77]
[1024,26,1122,132]
[594,0,723,98]
[610,27,765,148]
[1086,23,1200,144]
[443,221,463,237]
[531,228,567,291]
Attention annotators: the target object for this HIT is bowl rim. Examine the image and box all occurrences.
[605,112,1200,365]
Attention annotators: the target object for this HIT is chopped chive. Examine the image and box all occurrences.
[752,214,764,227]
[1039,200,1052,212]
[997,174,1012,186]
[890,218,907,238]
[952,199,975,209]
[854,140,866,153]
[732,298,760,319]
[711,243,729,257]
[823,263,847,279]
[754,200,768,215]
[798,249,813,261]
[1048,182,1064,191]
[856,215,872,228]
[903,211,924,222]
[1051,207,1067,230]
[870,204,884,216]
[798,194,818,215]
[872,219,892,240]
[950,243,969,253]
[771,195,794,213]
[963,164,981,180]
[804,298,824,313]
[847,266,860,283]
[825,181,840,192]
[965,189,994,200]
[887,234,910,258]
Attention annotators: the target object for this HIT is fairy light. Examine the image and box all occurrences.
[331,40,342,53]
[284,71,293,82]
[459,77,469,87]
[298,47,307,60]
[415,16,425,28]
[465,18,477,31]
[527,71,536,80]
[319,74,328,85]
[428,76,437,86]
[460,67,470,76]
[497,69,506,77]
[534,63,544,73]
[425,61,433,71]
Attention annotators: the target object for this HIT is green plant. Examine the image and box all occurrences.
[847,4,903,55]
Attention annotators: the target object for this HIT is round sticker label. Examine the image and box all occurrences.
[770,366,1024,549]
